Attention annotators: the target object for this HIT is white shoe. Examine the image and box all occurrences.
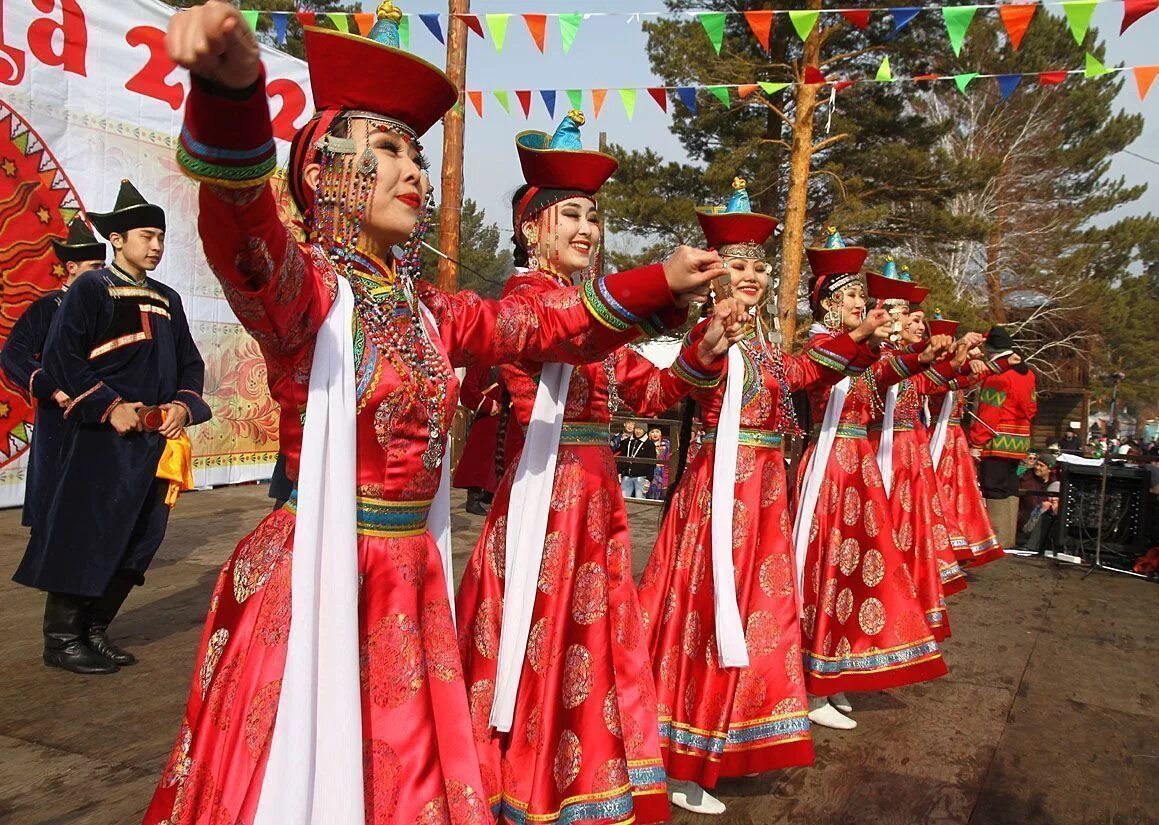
[830,691,853,713]
[808,695,857,730]
[668,780,727,815]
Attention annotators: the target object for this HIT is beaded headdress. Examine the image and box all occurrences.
[806,227,868,310]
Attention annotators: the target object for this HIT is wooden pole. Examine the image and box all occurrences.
[598,130,608,276]
[776,0,823,348]
[438,0,470,292]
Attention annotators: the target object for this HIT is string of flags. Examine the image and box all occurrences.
[240,1,1158,56]
[456,62,1158,120]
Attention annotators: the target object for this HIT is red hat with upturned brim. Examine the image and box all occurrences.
[695,209,778,248]
[928,318,960,337]
[516,130,618,194]
[303,27,457,138]
[806,245,868,280]
[865,271,929,305]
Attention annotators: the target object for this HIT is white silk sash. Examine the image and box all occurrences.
[877,384,899,496]
[931,390,955,468]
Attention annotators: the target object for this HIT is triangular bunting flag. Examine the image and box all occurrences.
[353,13,374,37]
[399,15,409,49]
[889,7,922,39]
[743,10,774,51]
[494,90,511,113]
[841,10,872,30]
[1062,1,1097,45]
[677,87,698,114]
[954,72,979,93]
[1038,70,1068,85]
[804,65,827,85]
[1134,65,1159,99]
[1084,52,1111,77]
[326,13,350,33]
[296,12,316,28]
[648,87,668,112]
[272,11,290,46]
[876,56,893,81]
[467,90,483,117]
[523,14,547,53]
[559,13,582,54]
[459,14,485,39]
[708,86,731,107]
[999,4,1037,50]
[567,89,583,110]
[540,90,557,118]
[419,13,445,44]
[240,10,258,32]
[758,81,791,95]
[516,90,532,118]
[619,88,637,119]
[700,12,726,55]
[592,88,608,118]
[997,74,1023,99]
[942,6,977,58]
[486,14,510,52]
[789,9,820,41]
[737,84,761,99]
[834,80,855,93]
[1123,0,1159,33]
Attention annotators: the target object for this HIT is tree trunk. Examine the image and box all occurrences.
[776,0,823,348]
[437,0,470,292]
[985,172,1008,323]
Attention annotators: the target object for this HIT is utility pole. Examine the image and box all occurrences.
[598,130,608,275]
[438,0,470,291]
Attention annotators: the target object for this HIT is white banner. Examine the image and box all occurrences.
[0,0,312,508]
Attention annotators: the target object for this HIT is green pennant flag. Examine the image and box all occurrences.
[486,13,510,52]
[399,14,410,49]
[559,13,582,54]
[954,72,979,93]
[567,89,583,111]
[1062,0,1097,45]
[1084,51,1111,77]
[699,12,726,55]
[326,12,350,33]
[494,90,511,113]
[758,81,791,95]
[619,88,637,119]
[789,9,820,41]
[942,6,977,57]
[241,10,259,32]
[876,55,893,82]
[707,85,731,106]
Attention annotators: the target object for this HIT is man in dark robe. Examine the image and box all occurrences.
[2,219,107,529]
[14,180,212,674]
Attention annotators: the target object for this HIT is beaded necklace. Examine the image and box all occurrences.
[741,326,800,435]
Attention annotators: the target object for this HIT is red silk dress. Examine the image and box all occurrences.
[795,336,949,696]
[456,270,721,825]
[868,361,967,643]
[143,79,680,825]
[453,364,506,495]
[636,331,869,788]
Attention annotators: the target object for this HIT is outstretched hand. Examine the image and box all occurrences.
[851,307,891,342]
[166,0,261,90]
[664,246,728,306]
[697,297,747,361]
[919,334,955,364]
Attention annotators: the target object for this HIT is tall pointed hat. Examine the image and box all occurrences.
[806,227,868,308]
[866,255,929,306]
[695,177,778,256]
[89,180,166,236]
[927,308,960,337]
[51,217,107,264]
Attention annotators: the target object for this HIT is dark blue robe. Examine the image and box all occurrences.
[1,289,66,527]
[13,265,212,596]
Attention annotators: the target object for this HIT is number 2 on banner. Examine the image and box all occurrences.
[267,78,307,142]
[125,25,184,111]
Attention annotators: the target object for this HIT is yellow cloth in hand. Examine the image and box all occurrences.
[156,433,194,507]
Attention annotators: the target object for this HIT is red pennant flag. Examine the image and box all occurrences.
[1122,0,1159,33]
[1038,70,1068,86]
[804,65,827,85]
[998,4,1037,51]
[914,73,941,82]
[354,13,375,36]
[841,10,872,30]
[737,84,761,99]
[743,11,775,51]
[515,90,532,117]
[647,87,668,112]
[467,90,483,116]
[592,88,607,118]
[1134,65,1159,99]
[833,80,854,93]
[457,14,486,39]
[297,11,316,27]
[523,14,547,52]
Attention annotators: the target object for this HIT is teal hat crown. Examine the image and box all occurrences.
[368,1,402,47]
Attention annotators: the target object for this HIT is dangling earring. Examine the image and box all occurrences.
[523,223,540,271]
[823,301,842,333]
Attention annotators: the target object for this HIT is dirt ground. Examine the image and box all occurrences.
[0,484,1155,825]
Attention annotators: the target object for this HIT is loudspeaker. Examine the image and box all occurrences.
[1055,462,1151,562]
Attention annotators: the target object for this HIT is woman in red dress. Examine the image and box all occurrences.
[453,364,506,515]
[635,193,888,814]
[146,6,724,824]
[454,120,741,824]
[792,230,953,732]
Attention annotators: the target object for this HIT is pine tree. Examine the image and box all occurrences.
[420,199,513,298]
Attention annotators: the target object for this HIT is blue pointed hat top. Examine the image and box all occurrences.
[900,263,912,281]
[368,0,403,48]
[824,226,847,249]
[882,255,899,279]
[548,110,586,149]
[726,176,751,213]
[933,307,944,319]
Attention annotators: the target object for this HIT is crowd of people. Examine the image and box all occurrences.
[0,3,1078,824]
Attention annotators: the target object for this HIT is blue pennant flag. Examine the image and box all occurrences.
[419,13,444,44]
[272,11,290,46]
[997,74,1023,100]
[540,89,557,119]
[888,7,922,39]
[677,87,698,114]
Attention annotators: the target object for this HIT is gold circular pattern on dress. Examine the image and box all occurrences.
[759,552,794,598]
[735,445,757,482]
[553,730,583,791]
[468,679,495,744]
[614,601,641,649]
[785,643,804,684]
[761,460,784,506]
[595,757,630,792]
[859,597,887,635]
[243,678,282,759]
[836,588,855,625]
[473,597,501,660]
[606,536,631,583]
[863,453,884,488]
[414,795,451,825]
[898,476,914,513]
[199,628,230,699]
[682,610,703,657]
[822,579,838,616]
[862,548,886,587]
[837,537,861,576]
[801,604,817,639]
[538,530,575,594]
[362,739,403,825]
[422,599,461,683]
[527,617,557,674]
[231,516,291,604]
[550,452,586,512]
[524,704,542,747]
[864,498,882,537]
[745,610,781,656]
[562,644,594,709]
[835,635,852,660]
[485,515,506,580]
[362,613,423,710]
[659,645,680,692]
[587,489,611,544]
[835,438,859,473]
[603,686,622,737]
[571,562,608,625]
[735,668,768,714]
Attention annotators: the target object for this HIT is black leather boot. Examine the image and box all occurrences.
[465,487,490,516]
[85,572,137,666]
[43,593,119,674]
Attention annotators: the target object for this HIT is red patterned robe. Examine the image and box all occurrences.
[143,78,681,825]
[868,358,966,642]
[795,335,949,696]
[636,331,869,788]
[453,364,506,495]
[455,270,722,825]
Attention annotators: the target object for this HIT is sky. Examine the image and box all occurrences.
[355,1,1158,251]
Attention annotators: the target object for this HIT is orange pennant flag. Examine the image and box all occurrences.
[743,10,774,51]
[1134,65,1159,100]
[592,88,607,118]
[737,84,761,99]
[354,13,375,36]
[523,14,547,52]
[999,4,1037,51]
[467,90,483,116]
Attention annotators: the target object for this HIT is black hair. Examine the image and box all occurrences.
[660,398,699,524]
[511,184,532,268]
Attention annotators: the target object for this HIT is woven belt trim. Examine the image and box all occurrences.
[559,421,611,446]
[836,424,868,439]
[285,492,431,537]
[702,428,784,449]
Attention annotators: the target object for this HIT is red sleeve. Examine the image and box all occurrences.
[458,365,501,415]
[909,357,960,396]
[1027,374,1038,421]
[613,321,725,416]
[785,332,874,391]
[872,345,929,390]
[968,374,1006,448]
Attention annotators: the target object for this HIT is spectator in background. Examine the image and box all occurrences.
[617,422,655,499]
[647,426,670,500]
[1061,424,1082,455]
[611,419,635,453]
[1017,454,1056,537]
